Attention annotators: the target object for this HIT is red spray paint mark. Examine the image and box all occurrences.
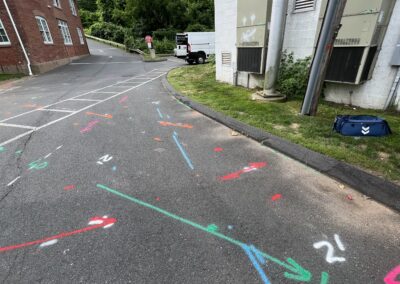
[80,120,100,134]
[271,194,282,201]
[0,216,116,253]
[64,185,75,191]
[219,162,267,181]
[346,194,353,201]
[155,197,160,201]
[119,96,128,104]
[159,121,193,129]
[153,137,163,142]
[385,265,400,284]
[214,147,224,152]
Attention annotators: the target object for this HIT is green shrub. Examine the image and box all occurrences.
[89,22,127,44]
[79,9,100,28]
[153,38,175,54]
[185,23,209,32]
[276,51,311,99]
[124,36,148,52]
[153,29,178,41]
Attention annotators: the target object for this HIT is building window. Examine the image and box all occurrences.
[69,0,77,16]
[0,19,11,45]
[293,0,315,13]
[36,17,53,44]
[58,20,72,45]
[76,27,84,44]
[53,0,61,8]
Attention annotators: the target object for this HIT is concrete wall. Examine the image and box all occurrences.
[324,0,400,110]
[283,0,322,59]
[215,0,237,85]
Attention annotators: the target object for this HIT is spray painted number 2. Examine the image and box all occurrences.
[313,234,346,264]
[97,155,113,165]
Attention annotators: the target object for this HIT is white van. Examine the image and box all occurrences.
[174,32,215,64]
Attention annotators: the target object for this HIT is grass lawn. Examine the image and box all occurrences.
[168,64,400,184]
[0,74,24,82]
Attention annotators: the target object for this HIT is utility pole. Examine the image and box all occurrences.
[301,0,347,116]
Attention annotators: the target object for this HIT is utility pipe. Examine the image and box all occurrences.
[3,0,33,75]
[263,0,289,95]
[384,67,400,110]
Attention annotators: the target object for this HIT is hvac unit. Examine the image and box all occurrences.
[318,0,396,84]
[236,0,272,74]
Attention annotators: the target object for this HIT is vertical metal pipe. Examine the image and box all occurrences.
[3,0,33,75]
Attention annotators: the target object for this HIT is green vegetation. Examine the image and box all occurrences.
[168,64,400,183]
[0,74,24,82]
[78,0,214,54]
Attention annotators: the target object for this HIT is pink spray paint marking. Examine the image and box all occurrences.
[0,216,116,253]
[271,194,282,201]
[214,147,224,152]
[64,185,75,191]
[219,162,267,181]
[385,265,400,284]
[80,120,100,134]
[119,96,128,104]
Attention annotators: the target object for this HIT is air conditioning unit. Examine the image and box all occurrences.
[236,0,272,74]
[318,0,396,84]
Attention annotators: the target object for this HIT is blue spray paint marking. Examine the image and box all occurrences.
[250,245,267,265]
[172,131,194,170]
[156,108,163,119]
[242,244,271,284]
[112,166,117,171]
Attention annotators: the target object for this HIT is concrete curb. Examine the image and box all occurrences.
[162,75,400,213]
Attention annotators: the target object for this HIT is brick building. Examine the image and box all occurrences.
[0,0,89,74]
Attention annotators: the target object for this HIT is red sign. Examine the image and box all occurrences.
[145,35,153,43]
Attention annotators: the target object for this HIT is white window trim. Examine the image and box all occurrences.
[53,0,62,9]
[35,16,53,44]
[77,27,84,45]
[0,19,11,46]
[69,0,77,16]
[58,20,73,45]
[293,0,316,13]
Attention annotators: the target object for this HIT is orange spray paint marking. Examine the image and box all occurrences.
[159,121,193,129]
[86,112,113,119]
[219,162,267,181]
[0,216,116,253]
[22,104,44,109]
[153,137,162,142]
[214,147,224,152]
[64,185,75,191]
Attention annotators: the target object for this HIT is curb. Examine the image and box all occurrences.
[162,75,400,213]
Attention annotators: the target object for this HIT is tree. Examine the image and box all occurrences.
[77,0,97,12]
[97,0,115,22]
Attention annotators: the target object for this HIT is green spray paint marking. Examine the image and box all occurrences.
[15,150,22,155]
[0,146,5,153]
[320,272,329,284]
[96,184,324,282]
[28,159,48,170]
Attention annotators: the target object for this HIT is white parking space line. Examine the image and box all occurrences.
[0,71,166,147]
[68,98,101,102]
[39,109,75,113]
[0,69,159,124]
[0,123,36,130]
[70,62,141,65]
[90,91,119,94]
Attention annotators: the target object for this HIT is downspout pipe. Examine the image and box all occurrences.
[3,0,33,76]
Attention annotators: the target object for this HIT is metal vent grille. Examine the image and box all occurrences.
[294,0,314,12]
[334,38,361,46]
[222,53,232,65]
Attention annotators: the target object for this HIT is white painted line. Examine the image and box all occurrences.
[0,130,34,147]
[68,98,101,102]
[39,109,75,113]
[44,153,52,159]
[70,62,140,65]
[0,122,36,130]
[7,176,21,187]
[56,145,63,150]
[0,69,159,124]
[90,91,119,94]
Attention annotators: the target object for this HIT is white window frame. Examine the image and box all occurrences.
[58,20,73,45]
[53,0,61,8]
[293,0,315,13]
[69,0,77,16]
[35,16,53,44]
[76,27,84,45]
[0,19,11,46]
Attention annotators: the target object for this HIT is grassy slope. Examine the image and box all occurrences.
[0,74,24,82]
[168,64,400,183]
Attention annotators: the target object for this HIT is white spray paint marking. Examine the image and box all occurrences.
[56,145,63,150]
[334,234,345,251]
[313,235,346,264]
[97,155,113,165]
[39,239,58,248]
[7,176,20,187]
[44,153,52,159]
[151,101,160,105]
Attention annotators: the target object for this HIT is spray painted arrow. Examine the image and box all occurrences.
[96,184,317,282]
[219,162,267,181]
[0,216,116,253]
[385,265,400,284]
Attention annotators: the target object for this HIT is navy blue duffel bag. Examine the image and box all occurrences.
[333,115,392,137]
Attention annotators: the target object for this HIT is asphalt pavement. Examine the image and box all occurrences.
[0,39,399,284]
